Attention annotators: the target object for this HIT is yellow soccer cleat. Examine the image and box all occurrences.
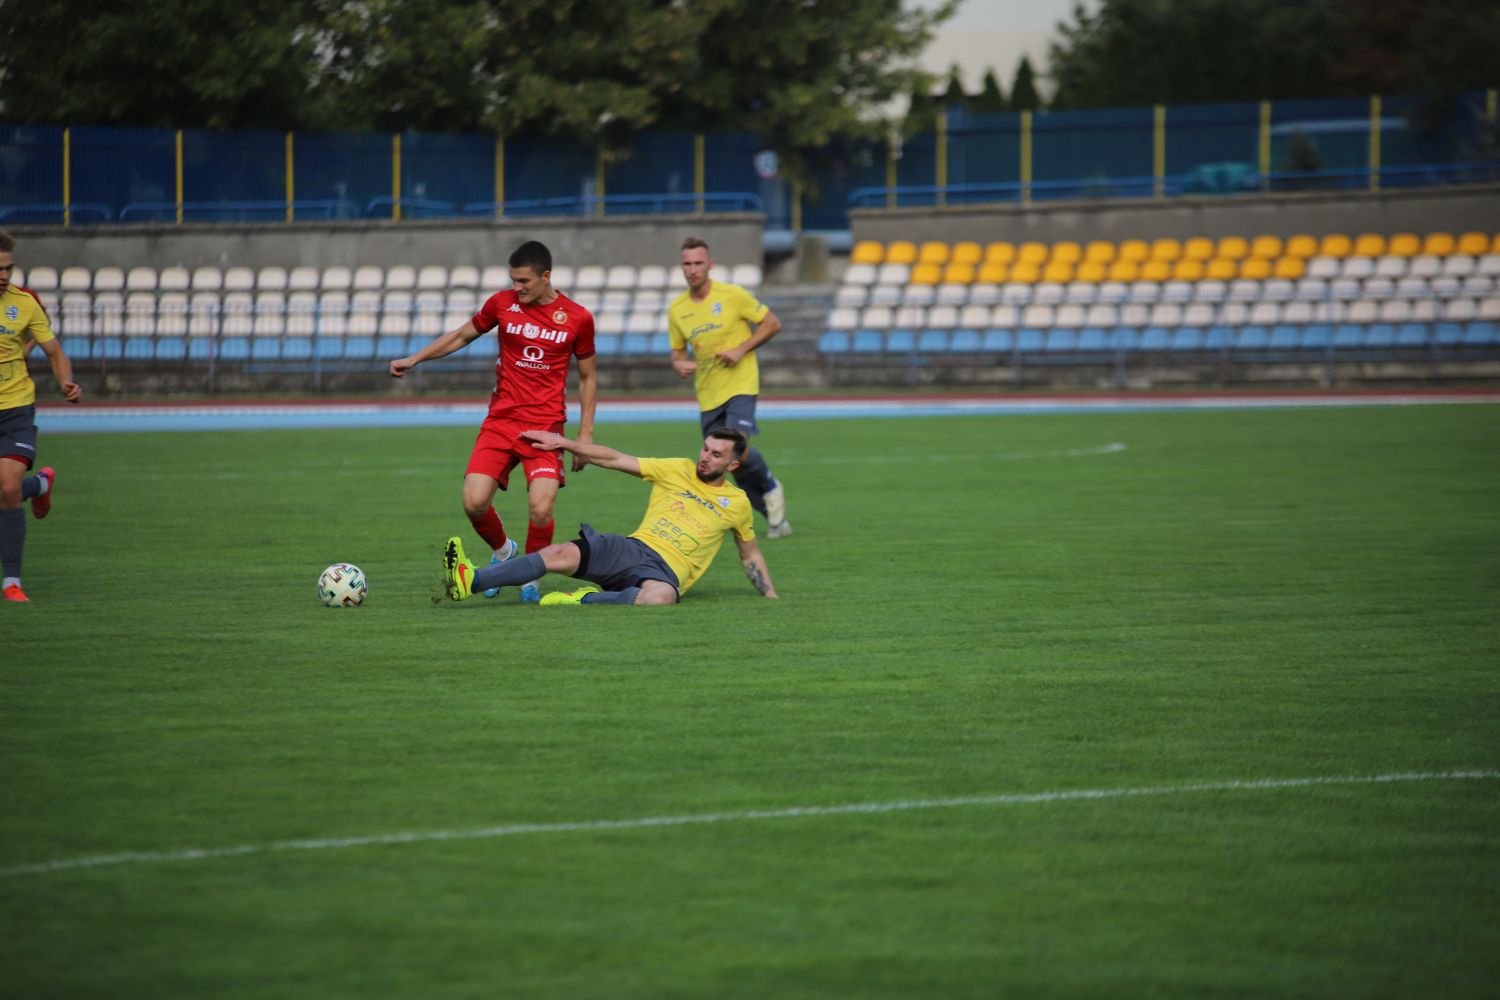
[443,536,477,601]
[539,584,602,606]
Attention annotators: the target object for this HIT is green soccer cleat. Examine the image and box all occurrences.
[443,536,477,601]
[539,584,601,606]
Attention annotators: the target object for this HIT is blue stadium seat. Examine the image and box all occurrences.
[620,333,651,355]
[1235,325,1270,350]
[251,338,282,361]
[594,334,622,357]
[981,329,1014,353]
[188,338,215,362]
[1016,328,1046,354]
[1464,321,1499,345]
[155,337,186,361]
[1076,327,1109,352]
[124,337,155,361]
[1300,324,1332,350]
[949,329,982,352]
[1434,322,1464,347]
[1168,327,1203,351]
[375,335,406,358]
[1394,323,1429,348]
[1205,326,1235,351]
[886,329,915,353]
[1108,326,1141,352]
[852,330,884,354]
[917,329,950,353]
[217,337,251,360]
[1139,326,1172,351]
[1044,329,1078,353]
[282,337,313,360]
[817,330,851,353]
[315,337,344,360]
[647,333,671,355]
[90,337,123,361]
[342,336,376,360]
[1333,324,1367,349]
[1268,324,1302,350]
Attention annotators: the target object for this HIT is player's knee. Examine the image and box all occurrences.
[0,482,21,508]
[635,582,678,605]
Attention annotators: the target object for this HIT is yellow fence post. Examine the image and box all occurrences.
[285,132,295,223]
[1488,89,1497,127]
[886,141,897,209]
[595,147,606,218]
[1153,104,1165,198]
[392,134,402,220]
[1369,95,1381,192]
[694,133,705,214]
[935,110,947,206]
[175,129,184,225]
[62,128,71,228]
[494,137,505,218]
[1020,110,1032,205]
[1259,100,1271,191]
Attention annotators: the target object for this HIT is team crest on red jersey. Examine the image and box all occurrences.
[553,309,568,324]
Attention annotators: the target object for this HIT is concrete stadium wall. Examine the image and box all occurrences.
[7,214,765,272]
[849,184,1500,246]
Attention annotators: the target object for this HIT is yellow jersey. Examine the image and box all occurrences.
[631,457,755,593]
[0,285,55,409]
[667,281,770,411]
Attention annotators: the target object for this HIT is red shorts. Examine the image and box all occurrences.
[466,417,566,491]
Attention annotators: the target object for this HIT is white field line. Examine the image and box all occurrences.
[4,770,1495,879]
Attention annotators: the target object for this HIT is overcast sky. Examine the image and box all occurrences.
[913,0,1089,92]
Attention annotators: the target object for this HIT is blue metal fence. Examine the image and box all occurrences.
[1,90,1493,231]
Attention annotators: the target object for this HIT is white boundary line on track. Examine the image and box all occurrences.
[5,770,1495,879]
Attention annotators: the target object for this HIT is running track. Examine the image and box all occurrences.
[35,388,1500,433]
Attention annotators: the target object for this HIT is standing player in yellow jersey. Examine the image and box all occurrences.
[441,427,777,606]
[0,230,82,603]
[668,236,792,538]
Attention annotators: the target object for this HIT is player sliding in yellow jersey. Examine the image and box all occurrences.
[442,427,778,606]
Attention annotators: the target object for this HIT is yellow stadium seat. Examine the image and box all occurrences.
[1017,242,1048,266]
[1352,233,1386,257]
[1171,259,1204,282]
[1273,257,1306,280]
[951,241,983,266]
[850,241,884,265]
[1140,259,1171,282]
[1284,234,1318,258]
[1182,237,1215,261]
[885,241,918,265]
[1050,241,1082,266]
[1421,233,1456,256]
[1386,233,1420,257]
[1239,257,1272,280]
[918,241,950,265]
[1456,232,1489,255]
[1491,233,1500,254]
[1009,261,1041,284]
[978,261,1010,284]
[985,241,1016,265]
[942,262,976,284]
[911,263,942,285]
[1216,236,1250,260]
[1149,238,1182,262]
[1318,234,1352,257]
[1249,235,1283,259]
[1118,239,1150,263]
[1108,259,1141,282]
[1084,240,1115,264]
[1205,258,1237,280]
[1042,261,1075,283]
[1075,260,1108,283]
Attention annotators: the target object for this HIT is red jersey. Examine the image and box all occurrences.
[471,289,596,424]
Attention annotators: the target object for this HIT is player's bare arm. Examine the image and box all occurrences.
[39,338,81,403]
[716,309,781,367]
[736,536,778,598]
[520,430,642,478]
[389,320,483,377]
[670,348,697,379]
[572,354,599,472]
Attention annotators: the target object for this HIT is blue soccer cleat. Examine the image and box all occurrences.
[483,538,518,598]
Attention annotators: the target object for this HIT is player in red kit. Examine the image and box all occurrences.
[390,241,597,603]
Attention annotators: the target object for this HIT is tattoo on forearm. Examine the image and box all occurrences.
[745,561,770,595]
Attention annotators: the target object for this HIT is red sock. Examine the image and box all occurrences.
[526,518,555,554]
[470,507,509,551]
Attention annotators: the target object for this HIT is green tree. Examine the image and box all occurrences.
[972,68,1009,113]
[1010,56,1042,112]
[0,0,328,129]
[939,64,968,110]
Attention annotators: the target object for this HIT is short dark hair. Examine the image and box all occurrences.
[0,230,13,254]
[681,236,709,253]
[509,240,552,275]
[707,426,748,459]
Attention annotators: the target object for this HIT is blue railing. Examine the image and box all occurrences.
[118,200,362,223]
[0,203,113,224]
[363,191,766,219]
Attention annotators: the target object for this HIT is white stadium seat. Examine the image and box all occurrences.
[60,266,92,291]
[158,266,190,292]
[731,264,762,288]
[156,292,189,336]
[574,265,607,290]
[861,305,895,330]
[842,263,877,286]
[635,265,669,290]
[256,266,287,291]
[874,263,909,285]
[834,286,868,308]
[605,265,637,290]
[352,265,385,290]
[448,265,481,289]
[125,267,158,292]
[416,265,448,291]
[288,266,320,291]
[93,267,125,292]
[24,266,58,290]
[223,266,255,291]
[480,265,510,290]
[320,266,352,291]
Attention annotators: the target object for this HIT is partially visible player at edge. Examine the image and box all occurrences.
[0,229,81,603]
[390,240,596,603]
[668,236,792,537]
[442,427,777,606]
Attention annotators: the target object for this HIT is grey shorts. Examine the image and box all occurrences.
[699,394,760,438]
[574,523,681,599]
[0,405,38,468]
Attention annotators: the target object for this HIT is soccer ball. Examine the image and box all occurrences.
[318,563,368,607]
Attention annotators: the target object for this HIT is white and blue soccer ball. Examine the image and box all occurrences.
[318,563,368,607]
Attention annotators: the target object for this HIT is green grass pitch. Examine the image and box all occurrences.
[3,405,1498,997]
